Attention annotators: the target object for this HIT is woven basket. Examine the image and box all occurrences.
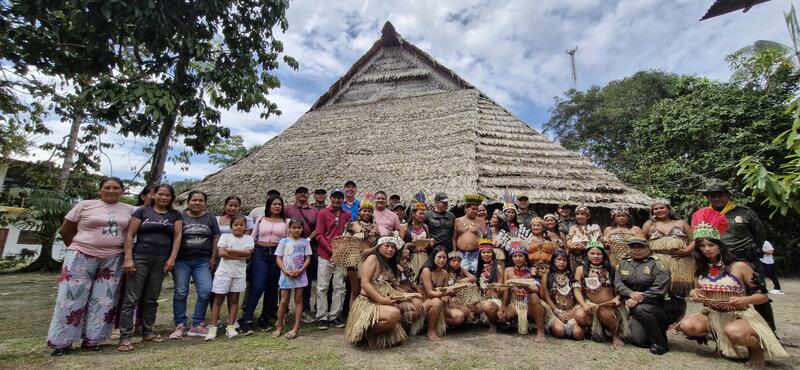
[452,284,481,306]
[411,238,433,252]
[330,236,363,267]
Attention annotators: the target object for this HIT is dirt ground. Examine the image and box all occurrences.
[0,272,797,369]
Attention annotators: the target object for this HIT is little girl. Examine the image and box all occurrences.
[206,215,254,340]
[273,218,312,339]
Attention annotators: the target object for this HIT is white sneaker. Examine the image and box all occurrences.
[205,326,217,341]
[226,325,238,339]
[769,290,785,295]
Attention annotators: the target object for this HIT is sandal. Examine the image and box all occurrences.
[142,334,164,343]
[284,330,298,340]
[271,328,282,338]
[116,342,134,352]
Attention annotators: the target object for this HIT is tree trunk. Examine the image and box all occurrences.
[0,161,8,196]
[55,111,82,196]
[146,113,176,186]
[145,49,190,186]
[20,234,61,272]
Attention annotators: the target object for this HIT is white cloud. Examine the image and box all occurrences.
[19,0,789,181]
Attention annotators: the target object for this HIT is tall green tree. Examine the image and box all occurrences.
[544,71,680,172]
[2,0,298,185]
[207,134,258,167]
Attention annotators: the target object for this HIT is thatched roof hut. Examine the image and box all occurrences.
[186,22,653,216]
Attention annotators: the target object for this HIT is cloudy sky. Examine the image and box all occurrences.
[27,0,790,183]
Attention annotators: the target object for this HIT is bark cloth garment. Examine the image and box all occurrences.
[395,259,425,335]
[346,269,417,348]
[687,266,787,360]
[583,264,630,341]
[544,271,581,336]
[605,231,638,268]
[648,225,694,296]
[527,236,559,278]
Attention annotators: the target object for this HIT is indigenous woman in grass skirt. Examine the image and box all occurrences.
[475,240,505,333]
[603,208,644,268]
[502,241,547,342]
[526,217,559,279]
[394,241,425,335]
[346,235,416,348]
[678,208,786,368]
[343,193,380,308]
[566,206,601,275]
[543,249,588,340]
[403,192,432,277]
[444,252,477,326]
[642,201,694,296]
[417,247,451,341]
[574,241,628,347]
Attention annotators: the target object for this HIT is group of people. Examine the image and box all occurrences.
[45,177,788,368]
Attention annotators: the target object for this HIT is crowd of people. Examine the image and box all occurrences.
[45,177,789,368]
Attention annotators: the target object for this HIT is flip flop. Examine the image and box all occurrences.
[116,342,134,352]
[284,330,297,340]
[142,334,164,343]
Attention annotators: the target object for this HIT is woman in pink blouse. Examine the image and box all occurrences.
[47,177,135,355]
[240,195,288,334]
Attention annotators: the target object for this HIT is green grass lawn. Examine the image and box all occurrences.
[0,273,797,369]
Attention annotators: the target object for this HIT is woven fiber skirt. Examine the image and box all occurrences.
[700,307,787,360]
[345,295,407,349]
[590,304,630,341]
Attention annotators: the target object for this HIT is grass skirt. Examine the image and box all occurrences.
[410,252,427,278]
[544,305,578,336]
[701,307,788,360]
[590,305,630,342]
[345,295,407,348]
[396,299,425,336]
[653,251,694,296]
[515,300,529,335]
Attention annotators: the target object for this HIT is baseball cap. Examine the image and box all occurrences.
[392,203,405,211]
[344,180,357,187]
[329,188,345,197]
[314,188,327,195]
[295,186,309,194]
[434,192,449,203]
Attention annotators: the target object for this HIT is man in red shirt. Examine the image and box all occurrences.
[284,186,319,323]
[313,188,350,329]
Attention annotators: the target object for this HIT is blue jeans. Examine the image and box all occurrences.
[243,246,279,322]
[173,258,212,327]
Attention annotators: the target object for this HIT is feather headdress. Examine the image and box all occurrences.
[413,191,427,211]
[691,207,729,241]
[502,189,516,212]
[464,194,485,206]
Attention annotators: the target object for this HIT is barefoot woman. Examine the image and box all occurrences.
[574,241,628,347]
[503,241,547,342]
[678,209,786,368]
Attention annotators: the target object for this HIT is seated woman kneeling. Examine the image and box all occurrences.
[345,235,419,348]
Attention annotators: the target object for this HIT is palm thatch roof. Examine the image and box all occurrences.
[186,21,653,212]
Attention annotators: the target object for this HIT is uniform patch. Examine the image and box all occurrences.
[735,215,744,223]
[655,260,666,271]
[643,266,651,275]
[620,269,630,276]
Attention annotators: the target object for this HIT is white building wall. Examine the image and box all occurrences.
[2,224,67,260]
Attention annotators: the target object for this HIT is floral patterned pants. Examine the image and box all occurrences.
[46,249,122,349]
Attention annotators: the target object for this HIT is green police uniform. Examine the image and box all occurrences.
[615,255,682,350]
[719,205,766,261]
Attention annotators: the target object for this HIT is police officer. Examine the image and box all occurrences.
[700,178,775,331]
[615,237,682,355]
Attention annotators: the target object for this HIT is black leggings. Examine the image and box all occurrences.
[763,263,781,290]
